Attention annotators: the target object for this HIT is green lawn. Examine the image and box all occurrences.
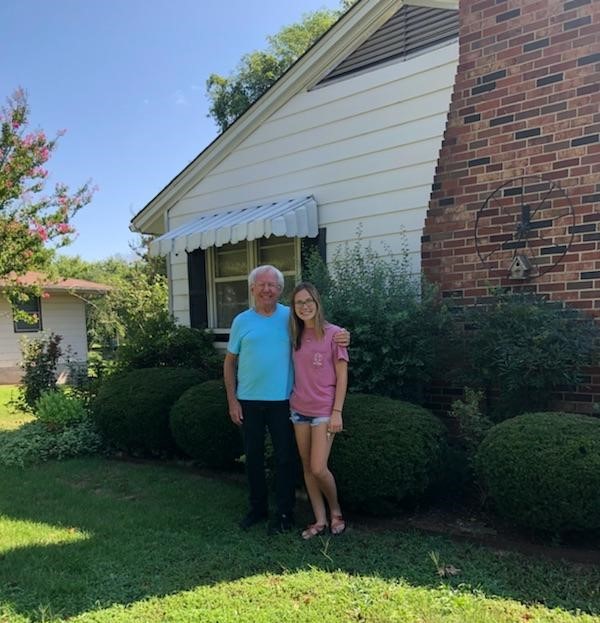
[0,408,598,622]
[0,385,33,430]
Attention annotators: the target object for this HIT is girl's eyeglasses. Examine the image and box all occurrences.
[294,298,315,308]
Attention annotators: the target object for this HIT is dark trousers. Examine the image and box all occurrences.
[239,400,296,517]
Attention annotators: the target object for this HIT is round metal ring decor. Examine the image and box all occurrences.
[474,175,576,281]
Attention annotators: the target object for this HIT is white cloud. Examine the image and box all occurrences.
[173,89,189,106]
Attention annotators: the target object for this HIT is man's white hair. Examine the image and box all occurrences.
[248,264,284,290]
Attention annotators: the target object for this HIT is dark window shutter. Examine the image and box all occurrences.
[187,249,208,328]
[301,228,326,278]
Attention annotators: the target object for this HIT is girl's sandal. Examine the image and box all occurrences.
[330,514,346,536]
[301,523,328,540]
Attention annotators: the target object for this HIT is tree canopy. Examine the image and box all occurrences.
[0,89,95,285]
[206,1,356,132]
[51,242,169,359]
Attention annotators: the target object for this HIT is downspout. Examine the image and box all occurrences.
[164,207,175,320]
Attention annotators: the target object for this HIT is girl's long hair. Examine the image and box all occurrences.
[289,281,326,350]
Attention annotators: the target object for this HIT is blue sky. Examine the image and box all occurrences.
[1,0,341,261]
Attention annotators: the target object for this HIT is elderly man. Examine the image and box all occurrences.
[224,264,347,535]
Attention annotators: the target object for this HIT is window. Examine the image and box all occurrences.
[13,297,42,333]
[207,236,300,328]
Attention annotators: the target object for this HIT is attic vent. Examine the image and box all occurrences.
[319,5,458,84]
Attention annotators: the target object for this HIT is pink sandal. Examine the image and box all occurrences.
[301,523,328,540]
[330,514,346,536]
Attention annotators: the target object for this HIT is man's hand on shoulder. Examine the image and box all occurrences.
[333,328,350,347]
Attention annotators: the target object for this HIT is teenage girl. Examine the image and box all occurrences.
[289,282,348,539]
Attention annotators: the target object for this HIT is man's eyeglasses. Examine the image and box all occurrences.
[294,298,316,308]
[255,281,280,290]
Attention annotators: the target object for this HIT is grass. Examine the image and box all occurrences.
[0,385,33,430]
[0,408,599,622]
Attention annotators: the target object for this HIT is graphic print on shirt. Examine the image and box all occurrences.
[312,352,324,368]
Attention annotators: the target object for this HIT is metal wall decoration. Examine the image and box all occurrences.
[474,175,576,280]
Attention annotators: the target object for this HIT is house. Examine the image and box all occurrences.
[0,272,111,384]
[131,0,599,411]
[421,0,600,414]
[131,0,460,344]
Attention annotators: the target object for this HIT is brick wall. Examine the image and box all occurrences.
[422,0,600,414]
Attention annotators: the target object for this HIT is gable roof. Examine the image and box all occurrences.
[131,0,458,236]
[0,271,111,294]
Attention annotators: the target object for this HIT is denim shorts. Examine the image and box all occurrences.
[290,411,330,427]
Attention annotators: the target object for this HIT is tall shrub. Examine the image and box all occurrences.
[462,291,599,419]
[17,333,64,411]
[116,319,222,379]
[304,238,454,401]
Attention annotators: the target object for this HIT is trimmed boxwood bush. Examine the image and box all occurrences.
[330,393,448,515]
[476,412,600,535]
[92,367,203,455]
[170,380,242,468]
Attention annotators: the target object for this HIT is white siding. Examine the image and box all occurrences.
[167,41,458,325]
[0,298,21,369]
[41,294,89,363]
[0,293,88,382]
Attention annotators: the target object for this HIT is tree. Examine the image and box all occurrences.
[51,252,169,356]
[0,88,94,288]
[206,3,355,132]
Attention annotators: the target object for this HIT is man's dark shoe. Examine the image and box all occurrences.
[267,513,295,535]
[239,510,268,530]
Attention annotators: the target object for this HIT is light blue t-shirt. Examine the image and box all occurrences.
[227,303,293,401]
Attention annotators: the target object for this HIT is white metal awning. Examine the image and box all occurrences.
[149,196,319,256]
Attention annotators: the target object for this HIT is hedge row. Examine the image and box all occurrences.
[91,368,600,533]
[91,368,448,513]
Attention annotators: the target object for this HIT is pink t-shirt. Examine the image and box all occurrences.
[289,323,349,417]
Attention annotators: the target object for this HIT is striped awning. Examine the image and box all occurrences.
[149,196,318,256]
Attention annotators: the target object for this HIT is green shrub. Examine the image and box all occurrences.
[66,352,116,409]
[463,291,599,418]
[330,394,448,515]
[169,380,242,468]
[305,239,454,402]
[450,388,492,460]
[476,412,600,535]
[35,390,87,430]
[0,419,102,467]
[92,367,203,455]
[16,333,64,411]
[116,320,222,380]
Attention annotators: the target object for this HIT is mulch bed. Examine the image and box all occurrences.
[351,505,600,566]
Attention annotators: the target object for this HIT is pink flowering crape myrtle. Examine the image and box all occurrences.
[0,87,96,305]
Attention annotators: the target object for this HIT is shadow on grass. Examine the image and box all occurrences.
[0,458,598,621]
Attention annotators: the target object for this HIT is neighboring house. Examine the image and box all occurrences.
[131,0,459,343]
[0,272,110,384]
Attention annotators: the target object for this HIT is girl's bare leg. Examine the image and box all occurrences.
[309,423,341,518]
[293,423,327,526]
